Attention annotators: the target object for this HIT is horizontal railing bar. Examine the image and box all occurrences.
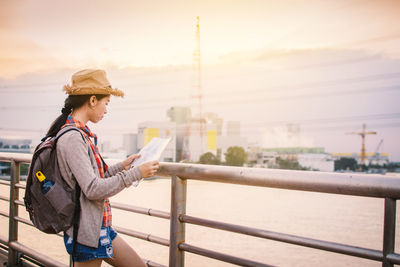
[179,242,274,267]
[0,195,9,202]
[181,214,383,262]
[159,162,400,199]
[15,183,26,189]
[0,211,8,218]
[113,225,169,247]
[144,259,167,267]
[20,254,47,267]
[0,244,7,256]
[0,240,39,267]
[15,199,24,206]
[9,241,67,267]
[0,152,32,163]
[13,216,64,237]
[0,234,8,246]
[111,202,170,220]
[0,180,10,186]
[3,153,400,199]
[0,153,397,266]
[3,232,165,267]
[387,253,400,264]
[14,216,34,226]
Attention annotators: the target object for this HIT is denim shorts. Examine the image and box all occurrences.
[64,224,118,262]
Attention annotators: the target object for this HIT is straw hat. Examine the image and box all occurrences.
[63,69,124,97]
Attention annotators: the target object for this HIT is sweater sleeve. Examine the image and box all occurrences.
[105,162,124,177]
[58,131,142,200]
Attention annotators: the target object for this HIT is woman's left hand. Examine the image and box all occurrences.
[122,154,141,170]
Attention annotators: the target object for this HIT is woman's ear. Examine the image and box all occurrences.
[89,95,97,107]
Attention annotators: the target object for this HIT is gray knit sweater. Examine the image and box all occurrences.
[56,130,142,248]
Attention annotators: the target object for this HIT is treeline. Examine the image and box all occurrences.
[198,146,247,166]
[198,146,316,171]
[334,157,400,172]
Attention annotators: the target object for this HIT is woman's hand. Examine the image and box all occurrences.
[138,161,160,178]
[122,154,141,171]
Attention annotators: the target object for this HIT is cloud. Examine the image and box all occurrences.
[0,36,63,79]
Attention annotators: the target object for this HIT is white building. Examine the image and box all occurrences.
[297,153,334,172]
[180,120,219,162]
[217,120,248,162]
[247,147,277,168]
[248,147,334,171]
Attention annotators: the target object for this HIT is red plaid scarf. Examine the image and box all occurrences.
[63,116,112,227]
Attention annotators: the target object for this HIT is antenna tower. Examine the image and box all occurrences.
[181,16,203,161]
[193,16,204,154]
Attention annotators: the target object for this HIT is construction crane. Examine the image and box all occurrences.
[346,123,377,165]
[373,139,384,163]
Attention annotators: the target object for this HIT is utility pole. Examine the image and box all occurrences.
[347,123,377,165]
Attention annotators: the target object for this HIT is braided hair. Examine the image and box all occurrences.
[46,94,108,137]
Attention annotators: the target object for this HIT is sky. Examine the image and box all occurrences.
[0,0,400,161]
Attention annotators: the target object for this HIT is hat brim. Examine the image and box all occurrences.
[63,85,124,97]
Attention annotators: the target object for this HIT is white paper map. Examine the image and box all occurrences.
[130,137,171,186]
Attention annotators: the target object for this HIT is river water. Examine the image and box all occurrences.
[1,177,399,266]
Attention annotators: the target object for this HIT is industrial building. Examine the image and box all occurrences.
[137,121,177,162]
[247,147,335,172]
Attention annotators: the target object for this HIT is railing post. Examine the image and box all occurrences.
[382,197,396,267]
[169,175,187,267]
[8,160,20,267]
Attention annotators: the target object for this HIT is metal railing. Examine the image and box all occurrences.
[0,152,400,267]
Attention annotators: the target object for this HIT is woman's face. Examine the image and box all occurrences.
[89,95,110,123]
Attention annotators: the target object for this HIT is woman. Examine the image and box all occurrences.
[48,69,158,266]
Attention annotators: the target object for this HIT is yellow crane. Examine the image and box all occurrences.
[346,123,377,165]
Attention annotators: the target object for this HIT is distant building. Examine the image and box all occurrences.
[226,121,241,136]
[0,138,32,153]
[179,119,219,162]
[137,121,177,162]
[297,153,334,172]
[0,138,32,176]
[247,147,276,168]
[248,147,334,171]
[166,107,248,162]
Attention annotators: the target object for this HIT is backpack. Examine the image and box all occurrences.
[24,126,84,234]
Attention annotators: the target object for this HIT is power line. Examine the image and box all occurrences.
[1,50,398,94]
[243,113,400,127]
[109,71,400,106]
[2,112,400,134]
[1,83,399,112]
[210,85,400,106]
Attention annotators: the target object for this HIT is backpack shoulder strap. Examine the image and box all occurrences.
[56,126,86,143]
[56,126,84,256]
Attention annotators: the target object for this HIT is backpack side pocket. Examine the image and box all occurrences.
[44,182,74,218]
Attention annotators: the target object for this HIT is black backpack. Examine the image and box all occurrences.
[24,126,84,234]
